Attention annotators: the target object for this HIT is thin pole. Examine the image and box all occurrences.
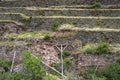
[10,48,16,72]
[55,43,68,79]
[61,44,64,77]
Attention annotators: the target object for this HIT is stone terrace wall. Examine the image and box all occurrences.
[0,0,119,7]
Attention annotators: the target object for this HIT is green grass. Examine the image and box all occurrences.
[82,42,111,55]
[5,30,54,39]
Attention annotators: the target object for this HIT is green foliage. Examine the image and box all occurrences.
[44,74,60,80]
[98,63,120,80]
[82,43,96,54]
[95,42,111,54]
[82,42,111,55]
[26,41,32,46]
[44,34,51,40]
[52,21,59,31]
[84,66,107,80]
[70,22,77,25]
[23,51,46,80]
[62,51,71,58]
[64,58,72,68]
[0,52,54,80]
[92,1,102,8]
[0,69,30,80]
[0,58,12,68]
[116,56,120,64]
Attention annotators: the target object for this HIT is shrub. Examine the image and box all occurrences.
[82,43,96,54]
[64,58,72,65]
[84,66,107,80]
[98,63,120,80]
[44,34,51,40]
[82,42,111,55]
[0,59,12,68]
[26,41,32,46]
[95,42,111,55]
[62,51,71,58]
[92,1,101,8]
[116,56,120,64]
[52,21,59,31]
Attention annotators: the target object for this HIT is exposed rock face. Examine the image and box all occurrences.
[31,42,60,65]
[0,22,23,35]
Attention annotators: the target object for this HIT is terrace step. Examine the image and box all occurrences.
[55,29,120,44]
[0,0,119,7]
[1,28,119,44]
[50,5,120,9]
[0,7,120,17]
[0,13,28,22]
[0,20,23,25]
[0,13,120,29]
[31,17,120,30]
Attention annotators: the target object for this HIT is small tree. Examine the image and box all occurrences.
[23,51,46,80]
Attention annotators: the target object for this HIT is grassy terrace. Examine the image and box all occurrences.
[3,28,120,43]
[0,13,119,19]
[4,30,54,39]
[31,16,120,30]
[32,16,120,19]
[49,5,120,9]
[0,14,120,29]
[0,41,26,46]
[0,7,120,16]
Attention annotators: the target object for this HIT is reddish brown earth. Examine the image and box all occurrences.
[0,22,23,35]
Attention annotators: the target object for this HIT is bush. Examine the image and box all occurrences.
[82,42,111,55]
[64,58,72,67]
[0,59,12,68]
[82,43,96,54]
[116,56,120,64]
[92,1,101,8]
[52,21,59,31]
[62,51,71,58]
[84,66,107,80]
[95,42,111,55]
[44,34,51,40]
[26,41,32,46]
[98,63,120,80]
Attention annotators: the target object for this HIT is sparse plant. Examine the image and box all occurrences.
[52,21,59,31]
[91,1,102,8]
[95,42,111,55]
[116,56,120,64]
[70,22,77,25]
[98,63,120,80]
[26,41,32,46]
[82,43,96,54]
[62,50,71,58]
[64,58,72,68]
[0,58,12,68]
[44,34,51,40]
[82,42,111,55]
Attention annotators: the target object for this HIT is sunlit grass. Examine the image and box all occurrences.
[5,30,55,39]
